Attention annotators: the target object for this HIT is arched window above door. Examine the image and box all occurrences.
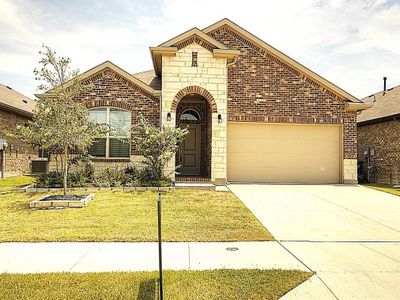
[180,109,200,121]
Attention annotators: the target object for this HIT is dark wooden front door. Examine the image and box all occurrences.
[178,124,201,175]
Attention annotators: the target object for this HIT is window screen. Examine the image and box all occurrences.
[88,108,131,158]
[88,138,107,157]
[109,139,130,158]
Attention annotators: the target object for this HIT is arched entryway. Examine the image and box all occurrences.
[176,94,212,179]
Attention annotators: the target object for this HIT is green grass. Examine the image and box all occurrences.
[0,175,34,190]
[363,184,400,197]
[0,269,312,300]
[0,176,272,242]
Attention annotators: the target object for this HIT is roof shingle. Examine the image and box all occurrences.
[358,84,400,124]
[132,70,161,90]
[0,83,35,117]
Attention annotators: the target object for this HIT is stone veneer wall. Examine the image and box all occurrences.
[208,26,358,183]
[0,109,37,177]
[161,43,227,182]
[358,120,400,184]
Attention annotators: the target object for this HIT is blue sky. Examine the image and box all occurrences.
[0,0,399,99]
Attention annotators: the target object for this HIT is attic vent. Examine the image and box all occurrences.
[22,99,28,103]
[191,52,198,67]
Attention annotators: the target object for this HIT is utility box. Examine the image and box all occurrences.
[31,159,48,174]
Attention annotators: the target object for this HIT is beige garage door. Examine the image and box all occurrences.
[227,123,341,183]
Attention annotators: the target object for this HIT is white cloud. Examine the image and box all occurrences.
[0,0,399,99]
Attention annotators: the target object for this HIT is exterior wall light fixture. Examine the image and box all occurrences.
[218,113,222,123]
[167,112,171,122]
[0,139,8,150]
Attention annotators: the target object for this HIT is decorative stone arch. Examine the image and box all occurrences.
[171,86,218,113]
[85,99,134,111]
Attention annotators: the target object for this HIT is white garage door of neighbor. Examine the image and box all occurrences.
[227,123,341,183]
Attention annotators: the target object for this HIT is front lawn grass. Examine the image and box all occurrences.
[0,175,34,190]
[0,176,272,242]
[363,184,400,197]
[0,269,312,300]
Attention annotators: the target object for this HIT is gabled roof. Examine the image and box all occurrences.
[358,84,400,125]
[159,27,228,50]
[36,61,161,99]
[132,70,161,90]
[0,83,35,118]
[150,26,240,76]
[203,18,364,105]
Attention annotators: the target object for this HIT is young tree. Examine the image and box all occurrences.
[132,115,188,181]
[18,45,106,196]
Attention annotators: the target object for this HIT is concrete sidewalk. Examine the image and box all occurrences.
[0,241,308,274]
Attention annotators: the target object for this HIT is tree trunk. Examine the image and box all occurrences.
[55,154,58,172]
[63,146,68,196]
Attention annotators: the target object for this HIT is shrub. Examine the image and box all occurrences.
[123,165,140,185]
[36,164,172,188]
[132,115,188,181]
[93,166,129,187]
[136,167,172,186]
[36,171,64,188]
[68,171,88,187]
[69,154,95,182]
[35,171,89,188]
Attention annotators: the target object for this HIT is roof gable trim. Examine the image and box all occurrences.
[36,61,161,99]
[203,18,361,104]
[0,102,33,118]
[159,27,228,50]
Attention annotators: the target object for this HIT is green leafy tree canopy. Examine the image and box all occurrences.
[132,115,188,181]
[18,45,106,195]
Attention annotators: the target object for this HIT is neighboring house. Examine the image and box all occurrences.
[0,83,37,178]
[358,81,400,184]
[37,18,369,184]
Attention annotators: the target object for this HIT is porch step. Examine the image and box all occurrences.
[175,176,211,182]
[174,182,215,190]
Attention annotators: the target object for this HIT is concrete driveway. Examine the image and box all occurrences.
[229,184,400,300]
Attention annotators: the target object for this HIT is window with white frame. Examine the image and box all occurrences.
[88,107,131,158]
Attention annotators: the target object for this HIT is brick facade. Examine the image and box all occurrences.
[75,68,160,156]
[208,27,358,161]
[358,120,400,184]
[171,85,218,113]
[40,20,361,184]
[0,109,37,177]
